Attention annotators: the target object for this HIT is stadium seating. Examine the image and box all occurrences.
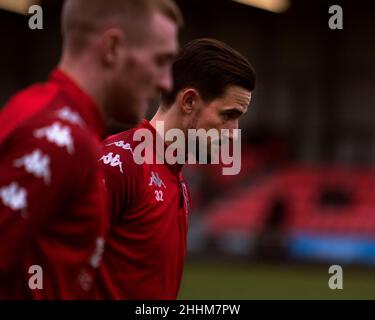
[204,166,375,238]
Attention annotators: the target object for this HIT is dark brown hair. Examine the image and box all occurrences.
[161,38,256,107]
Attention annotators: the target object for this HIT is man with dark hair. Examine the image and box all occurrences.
[94,38,256,299]
[0,0,181,299]
[162,38,255,107]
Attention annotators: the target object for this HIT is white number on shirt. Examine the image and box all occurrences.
[155,190,164,202]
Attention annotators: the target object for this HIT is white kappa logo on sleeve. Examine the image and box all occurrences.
[0,182,27,212]
[14,149,51,185]
[99,152,124,173]
[34,122,75,155]
[56,107,85,127]
[106,141,133,153]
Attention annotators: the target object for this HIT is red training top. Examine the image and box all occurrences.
[0,70,108,299]
[93,120,190,300]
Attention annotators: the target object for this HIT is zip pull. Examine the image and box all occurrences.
[178,178,183,207]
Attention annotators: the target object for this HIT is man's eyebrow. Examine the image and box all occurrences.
[166,52,176,59]
[164,51,177,59]
[157,52,176,63]
[223,107,246,116]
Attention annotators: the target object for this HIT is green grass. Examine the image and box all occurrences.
[179,260,375,300]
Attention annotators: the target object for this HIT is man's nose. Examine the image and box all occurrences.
[157,70,173,93]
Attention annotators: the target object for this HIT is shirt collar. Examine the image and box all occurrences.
[138,119,184,175]
[49,69,107,139]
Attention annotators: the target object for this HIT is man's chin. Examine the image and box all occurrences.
[106,114,143,134]
[125,104,147,125]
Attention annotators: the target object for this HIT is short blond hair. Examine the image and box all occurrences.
[61,0,183,53]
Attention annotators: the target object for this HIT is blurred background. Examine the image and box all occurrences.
[1,0,375,299]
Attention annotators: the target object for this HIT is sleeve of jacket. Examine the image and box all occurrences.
[0,118,96,272]
[98,137,142,224]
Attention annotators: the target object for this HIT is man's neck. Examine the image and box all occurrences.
[150,107,185,147]
[58,54,105,113]
[150,107,189,167]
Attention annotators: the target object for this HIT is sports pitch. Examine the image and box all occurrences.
[179,260,375,300]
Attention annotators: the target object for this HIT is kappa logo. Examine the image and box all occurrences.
[14,149,51,185]
[0,182,27,212]
[77,269,93,292]
[34,122,75,155]
[56,107,85,127]
[99,152,124,173]
[89,237,105,269]
[106,141,133,153]
[149,171,166,189]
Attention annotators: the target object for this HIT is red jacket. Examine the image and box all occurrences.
[0,70,108,299]
[93,120,190,300]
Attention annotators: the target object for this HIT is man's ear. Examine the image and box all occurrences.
[179,88,200,114]
[99,28,126,67]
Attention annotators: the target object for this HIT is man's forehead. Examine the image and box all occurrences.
[148,11,178,44]
[225,86,252,109]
